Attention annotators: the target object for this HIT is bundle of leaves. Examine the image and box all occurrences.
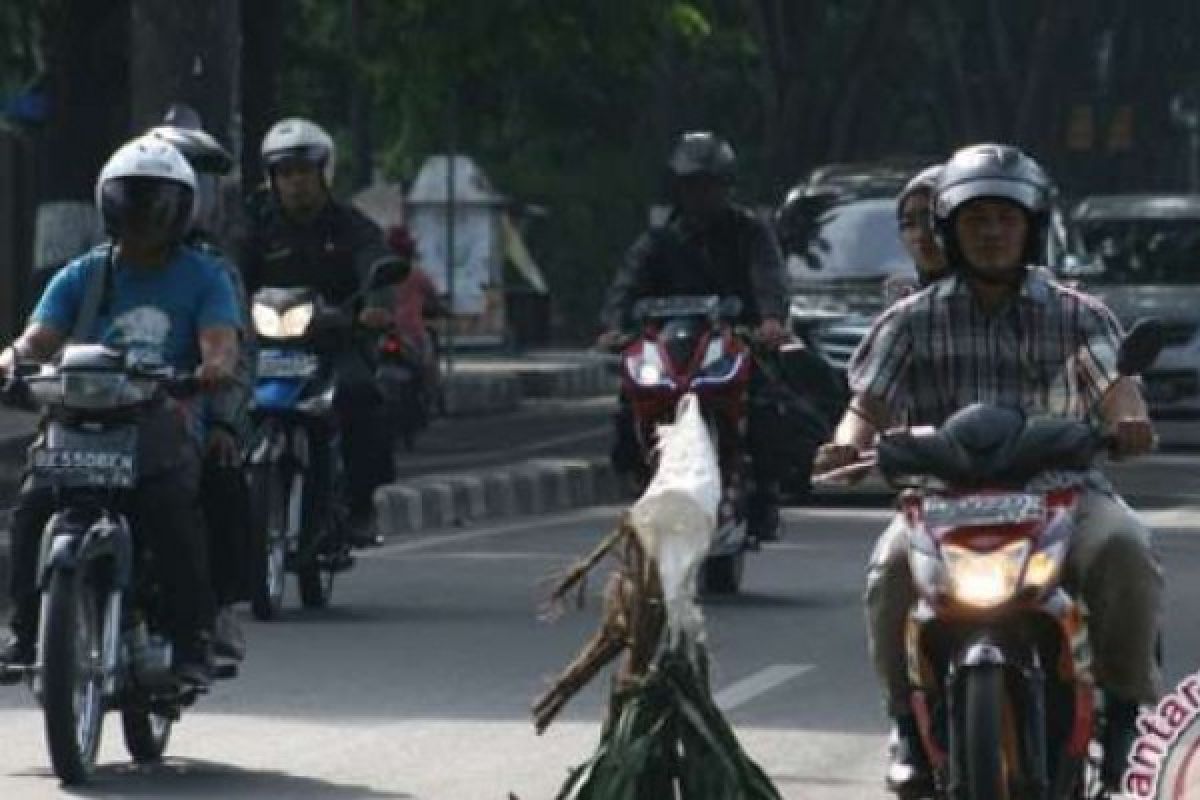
[554,646,782,800]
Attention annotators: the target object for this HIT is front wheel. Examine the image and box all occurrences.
[41,568,105,785]
[298,563,334,608]
[248,463,287,620]
[962,665,1012,800]
[121,709,172,764]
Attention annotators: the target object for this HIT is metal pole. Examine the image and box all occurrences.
[1190,128,1200,193]
[444,91,457,379]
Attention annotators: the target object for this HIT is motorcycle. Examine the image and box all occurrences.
[375,326,437,451]
[618,294,759,594]
[816,319,1164,799]
[247,259,403,620]
[0,345,236,785]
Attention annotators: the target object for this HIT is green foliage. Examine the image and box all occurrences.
[557,647,782,800]
[0,0,40,94]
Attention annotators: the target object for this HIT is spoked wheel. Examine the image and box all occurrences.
[121,709,172,764]
[962,665,1013,800]
[249,463,287,620]
[41,568,106,785]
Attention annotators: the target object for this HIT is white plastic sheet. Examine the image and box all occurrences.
[629,393,720,645]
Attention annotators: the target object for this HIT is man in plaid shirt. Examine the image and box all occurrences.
[814,144,1162,794]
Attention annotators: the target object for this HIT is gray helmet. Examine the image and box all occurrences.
[896,163,942,218]
[667,131,736,181]
[934,143,1051,267]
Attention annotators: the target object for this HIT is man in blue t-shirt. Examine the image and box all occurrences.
[0,136,239,686]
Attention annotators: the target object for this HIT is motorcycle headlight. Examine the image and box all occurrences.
[62,372,126,409]
[637,363,664,386]
[1023,540,1067,590]
[253,303,314,339]
[942,539,1030,608]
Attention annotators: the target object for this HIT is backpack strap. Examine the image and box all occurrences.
[69,244,114,343]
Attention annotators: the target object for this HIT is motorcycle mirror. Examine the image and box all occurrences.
[365,257,408,290]
[1118,317,1165,376]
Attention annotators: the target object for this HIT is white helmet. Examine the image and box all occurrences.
[261,117,336,186]
[95,135,197,240]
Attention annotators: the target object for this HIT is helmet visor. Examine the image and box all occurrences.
[101,177,192,238]
[936,178,1045,218]
[264,145,328,169]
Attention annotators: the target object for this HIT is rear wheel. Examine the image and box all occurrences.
[249,463,287,620]
[41,568,105,785]
[962,665,1012,800]
[121,709,172,764]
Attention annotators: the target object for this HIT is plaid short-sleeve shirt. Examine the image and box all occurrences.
[848,269,1123,427]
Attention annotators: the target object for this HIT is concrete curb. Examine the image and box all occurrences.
[440,372,523,416]
[510,362,616,400]
[373,456,619,535]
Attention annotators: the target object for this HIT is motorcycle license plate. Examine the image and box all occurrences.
[31,426,137,488]
[258,349,319,379]
[922,492,1045,527]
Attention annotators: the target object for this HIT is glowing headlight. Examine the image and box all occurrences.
[1023,541,1067,589]
[943,539,1030,608]
[253,303,315,338]
[637,363,664,385]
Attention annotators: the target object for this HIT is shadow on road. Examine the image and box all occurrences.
[16,758,414,799]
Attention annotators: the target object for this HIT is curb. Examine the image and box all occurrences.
[441,373,523,416]
[373,456,619,535]
[510,362,616,400]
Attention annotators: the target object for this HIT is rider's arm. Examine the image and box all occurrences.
[745,215,789,324]
[196,325,239,389]
[831,393,892,450]
[0,323,65,373]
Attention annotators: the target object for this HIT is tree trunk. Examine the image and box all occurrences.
[240,0,283,188]
[347,0,372,190]
[128,0,240,150]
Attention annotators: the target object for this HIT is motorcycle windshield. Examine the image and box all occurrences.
[660,318,704,374]
[878,405,1098,487]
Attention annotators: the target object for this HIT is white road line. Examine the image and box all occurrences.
[714,664,815,712]
[365,505,621,557]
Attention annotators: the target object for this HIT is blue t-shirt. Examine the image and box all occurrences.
[32,244,241,371]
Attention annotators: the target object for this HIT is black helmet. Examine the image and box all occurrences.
[667,131,736,181]
[933,143,1051,268]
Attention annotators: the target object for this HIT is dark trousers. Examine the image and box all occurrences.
[8,457,215,647]
[334,349,395,518]
[201,458,251,606]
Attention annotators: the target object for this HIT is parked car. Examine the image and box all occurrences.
[1069,194,1200,416]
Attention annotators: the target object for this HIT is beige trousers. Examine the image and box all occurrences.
[865,488,1163,716]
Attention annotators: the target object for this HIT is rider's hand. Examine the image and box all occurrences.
[206,426,241,468]
[194,361,234,391]
[1109,416,1157,459]
[756,317,788,349]
[358,307,392,329]
[594,330,623,352]
[813,442,865,483]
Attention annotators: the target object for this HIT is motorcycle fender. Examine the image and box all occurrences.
[249,420,288,465]
[956,635,1009,669]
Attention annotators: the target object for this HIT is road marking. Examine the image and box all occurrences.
[714,664,815,712]
[365,505,621,557]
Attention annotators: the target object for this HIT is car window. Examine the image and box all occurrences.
[784,198,912,280]
[1075,218,1200,284]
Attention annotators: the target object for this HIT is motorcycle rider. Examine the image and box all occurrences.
[386,224,446,406]
[148,106,252,662]
[814,143,1163,793]
[883,164,947,305]
[597,131,790,543]
[239,117,405,546]
[0,135,241,686]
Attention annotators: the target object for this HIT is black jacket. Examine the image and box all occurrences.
[600,204,789,330]
[239,192,396,307]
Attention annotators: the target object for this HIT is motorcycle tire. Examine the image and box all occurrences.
[121,708,172,764]
[698,551,744,595]
[248,464,287,621]
[298,562,333,609]
[41,568,105,785]
[963,665,1012,800]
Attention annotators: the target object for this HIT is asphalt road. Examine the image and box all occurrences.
[2,468,1199,799]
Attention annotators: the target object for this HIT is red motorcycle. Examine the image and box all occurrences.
[618,295,755,594]
[817,319,1163,800]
